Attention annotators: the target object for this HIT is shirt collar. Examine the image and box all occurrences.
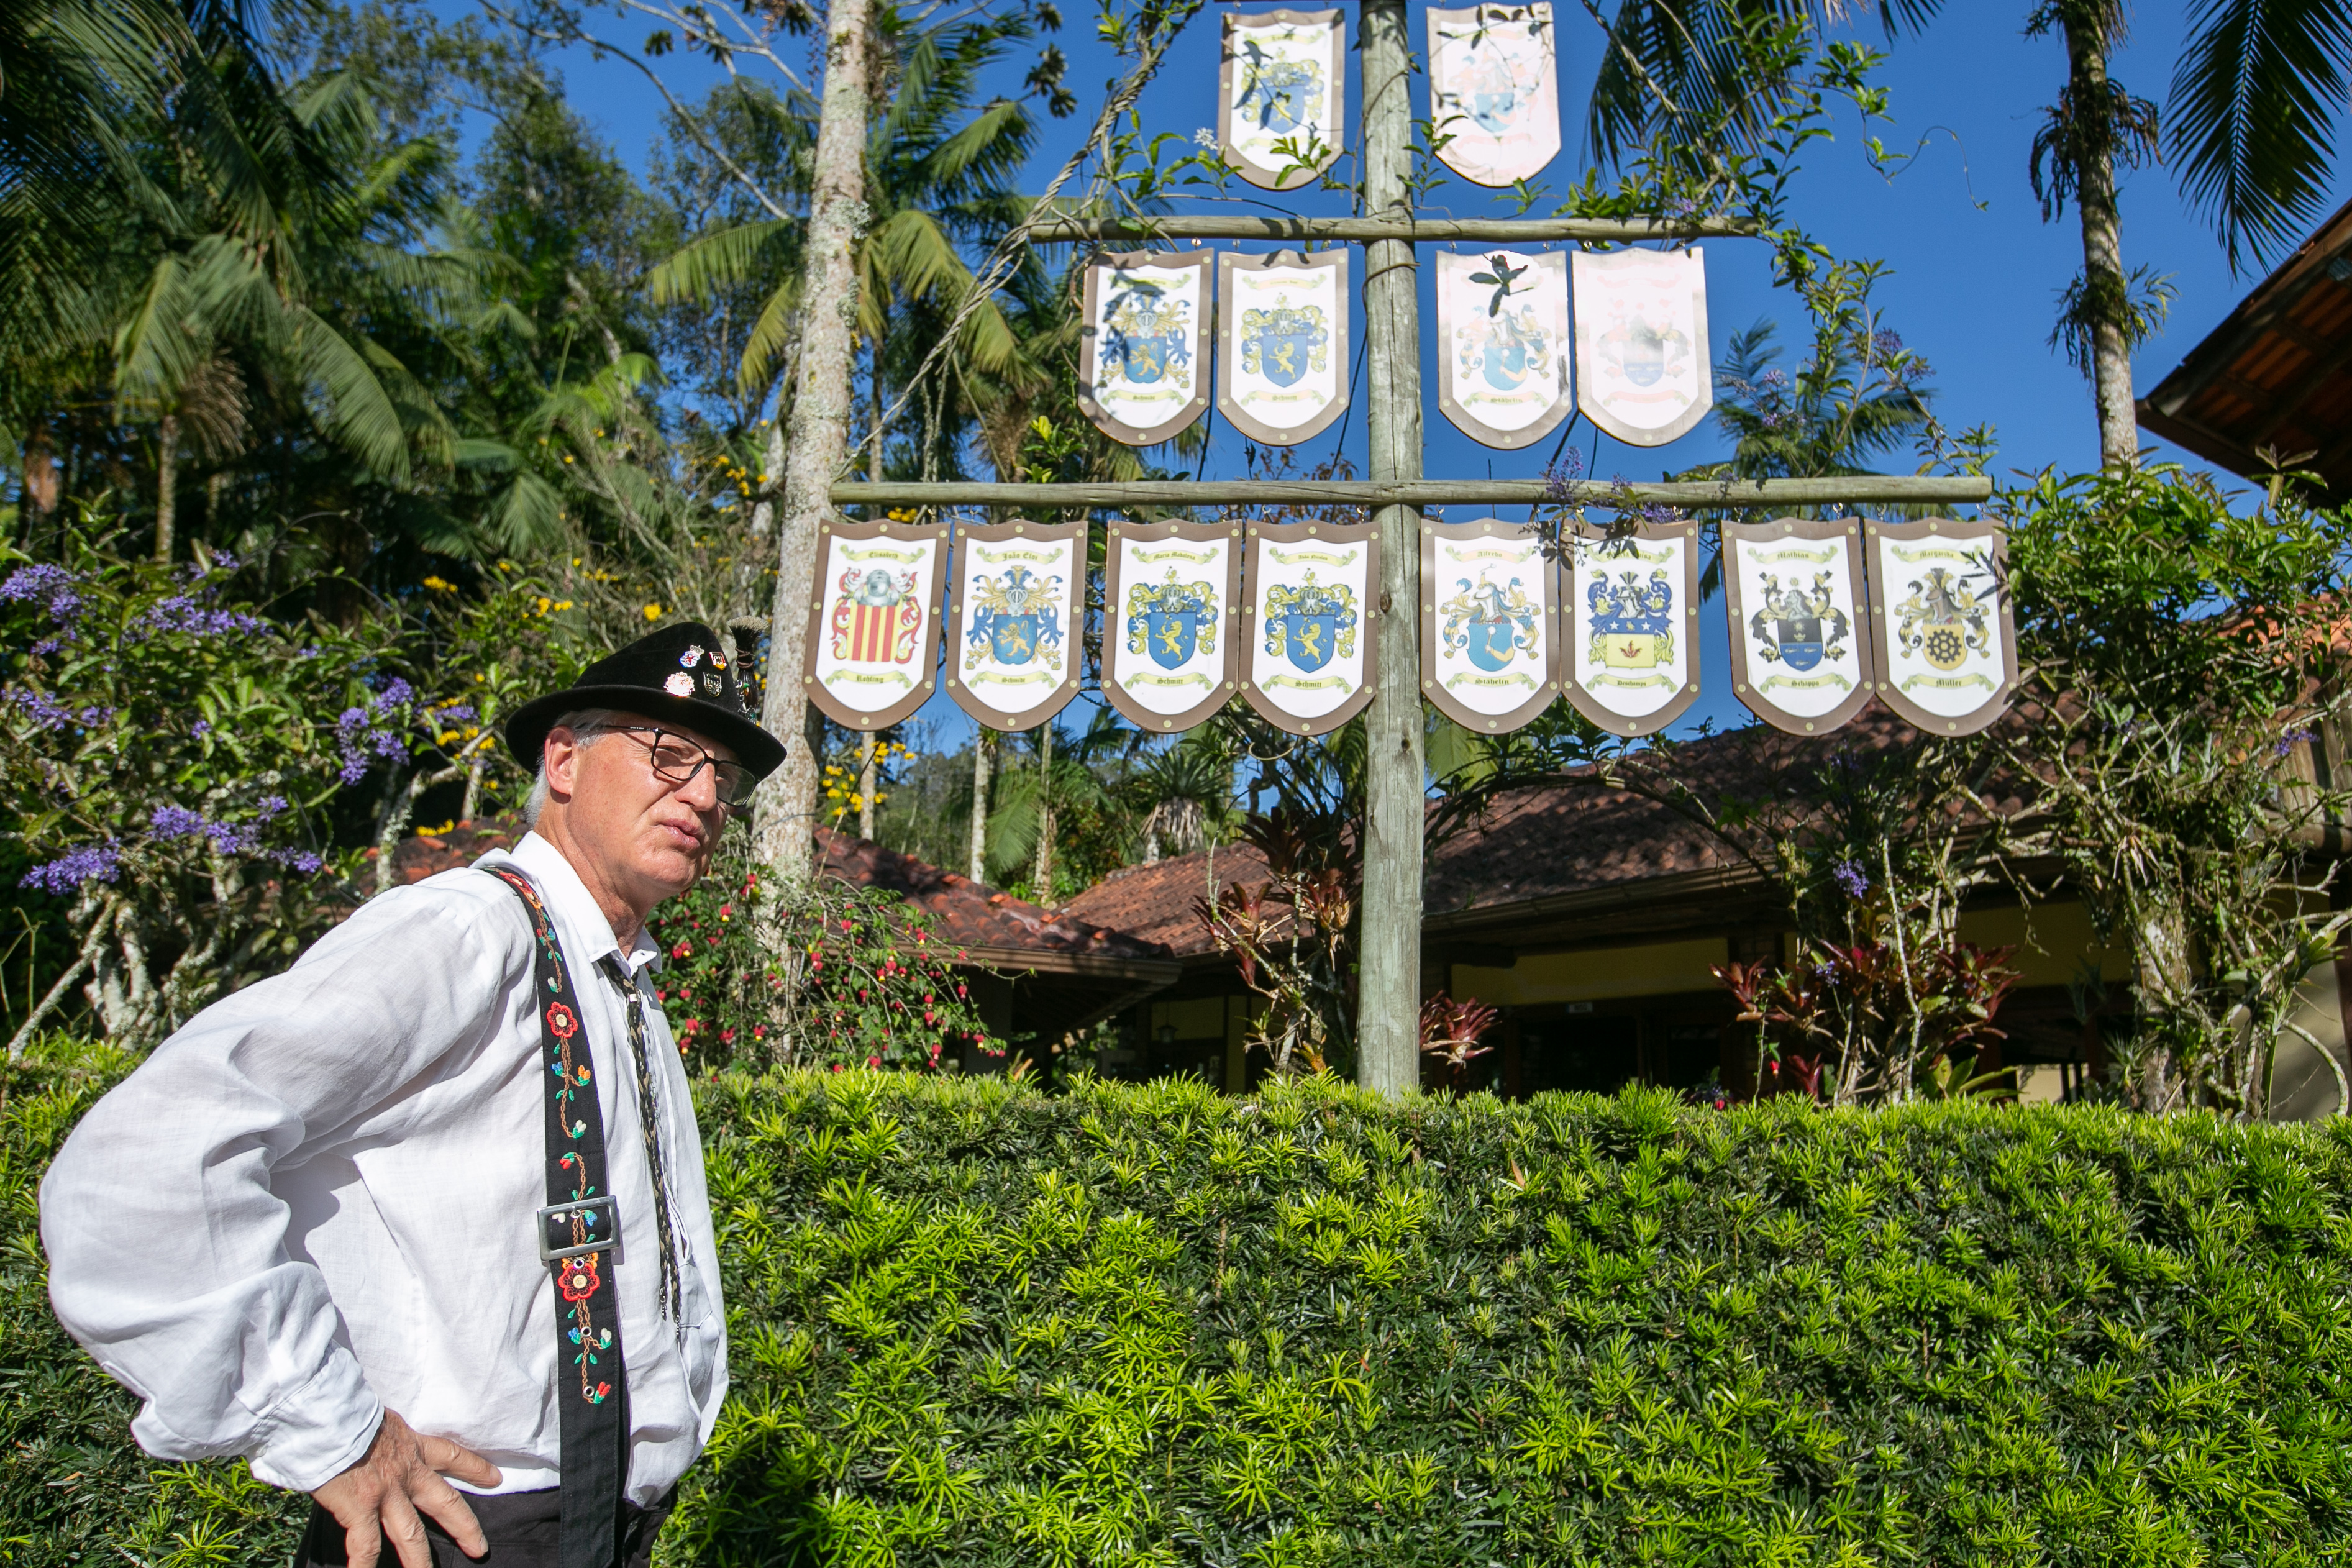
[501,832,665,977]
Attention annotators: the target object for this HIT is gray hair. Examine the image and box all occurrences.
[521,708,622,827]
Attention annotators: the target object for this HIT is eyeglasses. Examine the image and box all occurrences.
[594,725,752,807]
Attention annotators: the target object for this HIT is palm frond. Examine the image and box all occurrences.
[2169,0,2352,272]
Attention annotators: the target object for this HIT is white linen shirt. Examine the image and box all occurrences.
[40,832,726,1504]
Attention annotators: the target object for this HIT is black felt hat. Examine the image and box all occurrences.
[504,621,786,781]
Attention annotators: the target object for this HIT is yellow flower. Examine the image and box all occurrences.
[422,575,455,593]
[643,604,663,621]
[535,596,552,615]
[437,730,460,745]
[554,600,573,611]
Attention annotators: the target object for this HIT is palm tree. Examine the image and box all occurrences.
[1579,1,2352,465]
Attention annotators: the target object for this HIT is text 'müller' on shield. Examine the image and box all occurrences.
[944,519,1085,733]
[1101,520,1242,734]
[1078,252,1211,447]
[1242,520,1379,737]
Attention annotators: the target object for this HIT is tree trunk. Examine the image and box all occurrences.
[968,729,993,882]
[857,732,877,840]
[1031,724,1055,898]
[750,0,870,889]
[154,413,180,563]
[1357,0,1428,1096]
[2063,12,2138,468]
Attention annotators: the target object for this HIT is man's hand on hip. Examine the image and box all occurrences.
[312,1408,503,1568]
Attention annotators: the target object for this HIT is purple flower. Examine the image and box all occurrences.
[22,841,120,893]
[143,595,266,637]
[191,719,211,739]
[2276,727,2318,759]
[209,551,240,573]
[1542,447,1586,501]
[1869,329,1903,360]
[1,564,85,629]
[152,805,209,839]
[257,795,287,817]
[436,704,476,724]
[5,688,73,731]
[1831,859,1869,899]
[373,678,415,715]
[271,848,324,875]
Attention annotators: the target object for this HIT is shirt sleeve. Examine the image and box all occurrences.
[39,880,527,1493]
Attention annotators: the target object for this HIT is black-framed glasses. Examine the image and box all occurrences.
[596,725,751,806]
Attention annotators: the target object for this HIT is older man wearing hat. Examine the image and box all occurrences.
[42,622,784,1568]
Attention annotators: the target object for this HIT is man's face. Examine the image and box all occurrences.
[541,712,734,913]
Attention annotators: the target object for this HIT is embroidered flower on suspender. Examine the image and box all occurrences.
[558,1254,602,1302]
[545,1001,578,1039]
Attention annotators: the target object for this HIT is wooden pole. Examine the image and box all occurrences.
[1357,0,1424,1098]
[1026,215,1759,243]
[830,475,1996,509]
[750,0,868,887]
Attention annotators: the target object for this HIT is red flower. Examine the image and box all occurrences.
[558,1256,601,1301]
[867,1055,880,1067]
[753,1026,766,1039]
[720,1028,736,1044]
[545,1002,578,1040]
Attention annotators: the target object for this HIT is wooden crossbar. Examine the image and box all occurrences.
[828,476,1995,509]
[1024,216,1759,243]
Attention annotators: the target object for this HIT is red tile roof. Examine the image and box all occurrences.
[388,819,1172,973]
[1057,842,1275,956]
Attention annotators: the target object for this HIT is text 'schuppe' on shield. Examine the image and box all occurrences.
[1243,521,1379,736]
[1102,519,1242,733]
[1436,248,1571,449]
[1079,252,1211,446]
[803,518,948,731]
[944,519,1084,732]
[1864,518,2018,737]
[1421,519,1558,734]
[1426,4,1561,187]
[1218,249,1351,447]
[1218,8,1346,191]
[1724,517,1876,736]
[1572,246,1713,446]
[1561,520,1701,737]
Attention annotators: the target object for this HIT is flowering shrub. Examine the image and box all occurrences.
[0,546,404,1044]
[645,855,996,1072]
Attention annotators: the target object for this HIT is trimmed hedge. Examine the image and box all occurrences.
[9,1057,2352,1565]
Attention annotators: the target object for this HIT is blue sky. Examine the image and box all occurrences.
[430,0,2350,744]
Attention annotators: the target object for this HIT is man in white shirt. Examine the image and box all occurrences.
[41,622,786,1568]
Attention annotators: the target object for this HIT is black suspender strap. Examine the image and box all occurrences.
[486,865,629,1568]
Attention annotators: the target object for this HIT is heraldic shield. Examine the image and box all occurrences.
[1244,521,1378,736]
[803,517,948,731]
[1218,250,1350,447]
[1426,4,1561,188]
[1079,252,1211,446]
[944,519,1084,732]
[1864,518,2018,737]
[1572,247,1713,447]
[1561,519,1701,737]
[1724,517,1877,736]
[1421,518,1559,734]
[1436,248,1571,450]
[1102,519,1242,733]
[1218,8,1345,191]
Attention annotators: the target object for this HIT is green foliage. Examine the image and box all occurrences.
[14,1060,2352,1563]
[647,855,998,1072]
[670,1071,2352,1565]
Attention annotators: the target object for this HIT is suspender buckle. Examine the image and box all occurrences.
[537,1196,623,1264]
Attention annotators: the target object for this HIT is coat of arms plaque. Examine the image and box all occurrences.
[1079,252,1211,446]
[1864,517,2017,736]
[944,519,1084,732]
[1561,520,1702,737]
[803,517,948,731]
[1426,4,1561,187]
[1102,519,1243,733]
[1242,521,1379,736]
[1421,518,1559,734]
[1572,247,1713,447]
[1218,8,1346,191]
[1218,249,1350,447]
[1436,248,1571,449]
[1724,517,1876,736]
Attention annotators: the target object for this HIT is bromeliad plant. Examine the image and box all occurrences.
[1196,810,1357,1079]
